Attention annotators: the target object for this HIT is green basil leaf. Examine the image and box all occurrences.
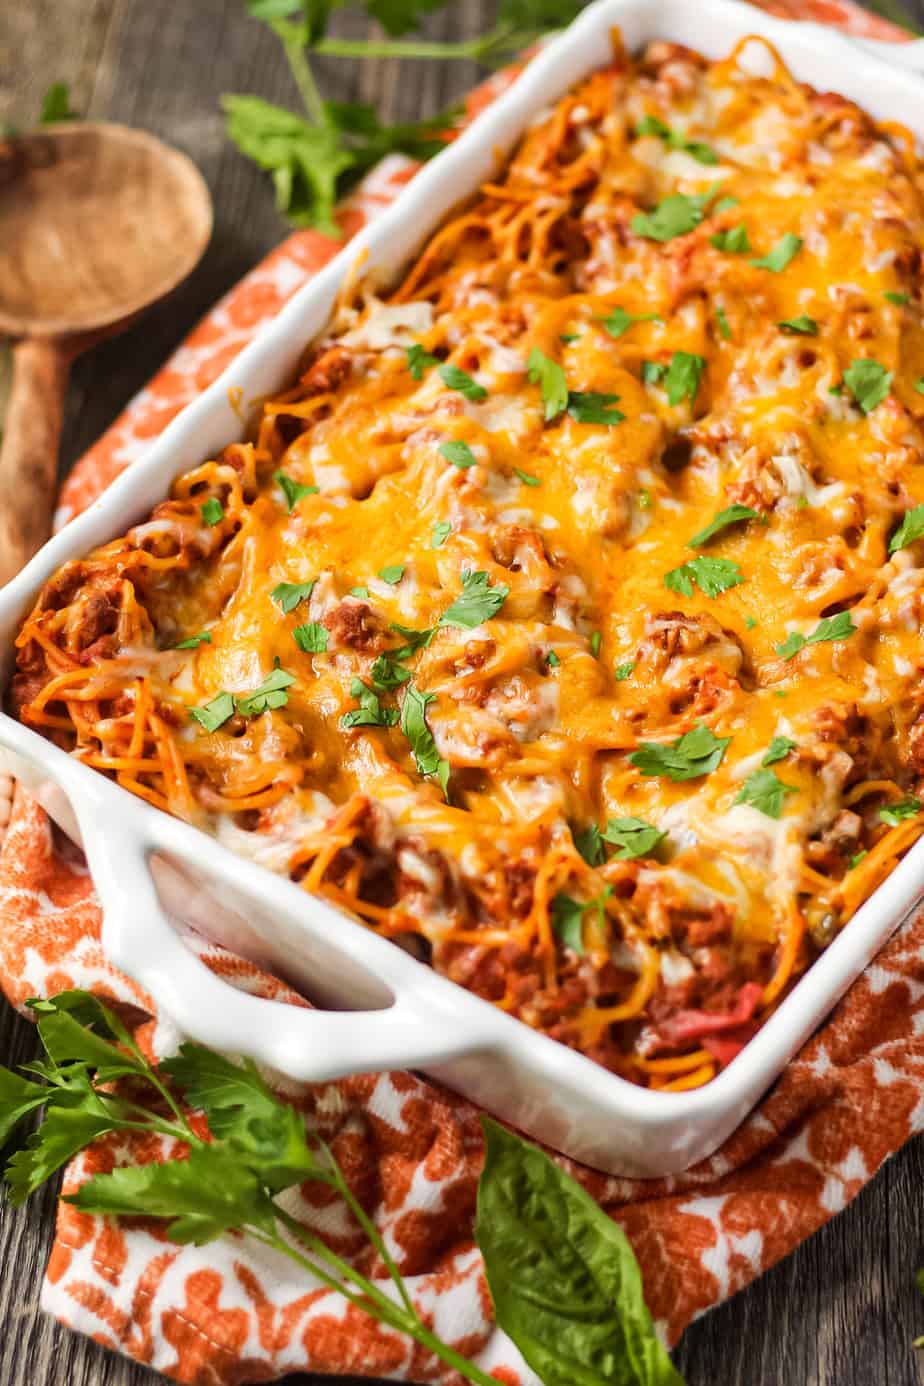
[475,1117,685,1386]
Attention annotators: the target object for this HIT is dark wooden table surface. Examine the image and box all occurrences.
[3,2,924,1383]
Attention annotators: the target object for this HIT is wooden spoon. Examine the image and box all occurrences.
[0,122,213,586]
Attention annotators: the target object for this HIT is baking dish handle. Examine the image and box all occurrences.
[70,789,488,1083]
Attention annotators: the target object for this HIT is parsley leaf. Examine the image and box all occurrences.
[271,579,315,613]
[438,363,487,402]
[716,306,731,341]
[400,684,447,791]
[844,358,892,414]
[688,504,758,547]
[885,291,910,306]
[600,816,666,860]
[527,348,569,421]
[514,468,541,486]
[614,661,635,681]
[589,631,602,657]
[778,315,818,335]
[709,223,751,253]
[201,497,224,526]
[351,585,370,598]
[439,570,509,629]
[664,351,705,406]
[629,724,731,781]
[641,360,666,385]
[174,632,212,650]
[573,823,604,866]
[274,469,318,512]
[340,677,399,729]
[236,667,296,716]
[734,768,797,819]
[664,556,745,598]
[601,306,661,339]
[880,798,921,826]
[293,621,328,653]
[40,82,78,124]
[567,392,625,425]
[431,521,452,548]
[775,610,857,659]
[547,650,560,668]
[189,692,236,733]
[390,622,435,657]
[439,439,478,469]
[406,343,439,379]
[630,190,712,242]
[370,654,413,690]
[750,232,803,272]
[550,888,612,955]
[888,504,924,554]
[379,564,405,584]
[762,735,796,766]
[635,115,718,165]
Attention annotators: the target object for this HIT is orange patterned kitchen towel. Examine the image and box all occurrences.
[3,3,922,1383]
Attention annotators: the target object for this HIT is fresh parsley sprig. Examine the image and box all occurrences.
[224,0,585,234]
[0,989,684,1386]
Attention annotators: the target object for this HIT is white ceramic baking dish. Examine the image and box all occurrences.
[2,0,924,1177]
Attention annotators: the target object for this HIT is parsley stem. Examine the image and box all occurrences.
[275,23,326,124]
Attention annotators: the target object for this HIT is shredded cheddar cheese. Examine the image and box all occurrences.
[12,36,924,1087]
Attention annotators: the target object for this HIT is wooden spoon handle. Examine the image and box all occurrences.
[0,337,69,587]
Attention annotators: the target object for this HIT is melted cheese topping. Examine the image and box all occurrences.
[14,36,924,1090]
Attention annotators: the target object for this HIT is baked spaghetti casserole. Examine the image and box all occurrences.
[13,36,924,1090]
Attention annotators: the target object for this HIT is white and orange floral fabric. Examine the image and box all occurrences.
[2,3,922,1382]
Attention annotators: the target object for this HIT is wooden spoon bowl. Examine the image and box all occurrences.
[0,122,213,584]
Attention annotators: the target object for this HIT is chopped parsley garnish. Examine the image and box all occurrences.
[750,232,803,272]
[600,816,666,860]
[775,610,856,660]
[574,823,604,866]
[439,439,478,469]
[174,632,212,650]
[614,661,635,681]
[431,521,452,548]
[848,850,868,869]
[641,360,666,385]
[340,677,399,729]
[778,315,818,335]
[560,332,581,344]
[350,585,370,599]
[915,378,924,396]
[634,115,718,165]
[589,631,602,657]
[292,621,328,653]
[885,291,909,306]
[664,351,705,406]
[235,667,296,716]
[438,363,487,402]
[688,503,758,547]
[709,223,751,254]
[406,343,439,380]
[716,306,731,340]
[600,306,661,339]
[514,468,541,486]
[843,358,892,414]
[630,189,713,242]
[879,797,921,826]
[271,579,315,613]
[370,654,413,690]
[664,555,745,598]
[189,691,235,732]
[567,392,625,425]
[390,622,435,656]
[274,469,319,512]
[379,564,405,584]
[629,723,731,781]
[547,650,561,668]
[745,616,758,630]
[762,735,796,766]
[400,684,449,795]
[527,347,568,421]
[638,488,652,509]
[550,888,612,955]
[439,570,509,629]
[714,195,739,214]
[734,768,797,819]
[888,504,924,554]
[200,498,224,526]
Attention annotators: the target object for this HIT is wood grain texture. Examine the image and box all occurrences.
[2,3,924,1384]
